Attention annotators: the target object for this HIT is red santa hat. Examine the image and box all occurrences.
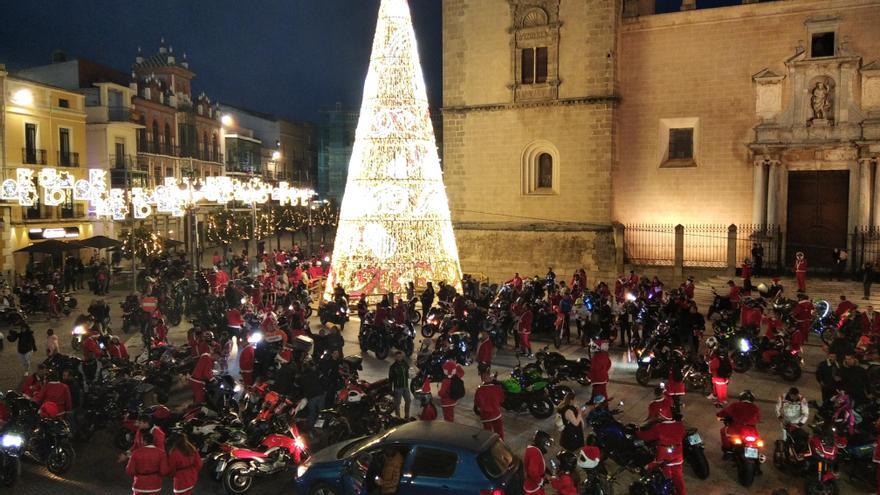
[577,446,601,469]
[442,360,459,377]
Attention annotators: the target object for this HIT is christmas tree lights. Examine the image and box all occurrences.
[326,0,462,298]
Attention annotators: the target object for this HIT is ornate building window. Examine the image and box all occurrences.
[509,0,560,102]
[658,117,700,168]
[522,141,559,195]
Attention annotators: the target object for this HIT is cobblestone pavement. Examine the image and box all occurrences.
[0,279,871,495]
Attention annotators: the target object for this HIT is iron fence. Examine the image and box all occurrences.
[623,223,676,266]
[737,224,782,272]
[851,226,880,272]
[683,224,728,268]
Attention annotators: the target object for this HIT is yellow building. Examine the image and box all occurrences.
[1,68,96,275]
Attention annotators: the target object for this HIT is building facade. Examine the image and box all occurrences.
[0,72,95,274]
[444,0,880,279]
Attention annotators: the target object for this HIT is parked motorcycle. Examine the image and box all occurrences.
[318,298,349,329]
[719,416,765,487]
[682,427,710,480]
[0,426,23,487]
[804,432,839,495]
[2,392,75,475]
[585,403,653,471]
[497,364,554,419]
[628,465,676,495]
[526,346,590,385]
[421,304,452,338]
[773,423,812,474]
[218,425,308,494]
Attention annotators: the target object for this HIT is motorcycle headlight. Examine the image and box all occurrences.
[241,297,247,305]
[248,332,263,344]
[72,325,87,336]
[738,339,751,353]
[641,355,652,363]
[234,384,243,393]
[1,433,23,448]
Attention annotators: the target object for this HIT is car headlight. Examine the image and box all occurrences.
[1,434,23,448]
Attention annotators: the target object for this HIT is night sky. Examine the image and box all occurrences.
[0,0,443,122]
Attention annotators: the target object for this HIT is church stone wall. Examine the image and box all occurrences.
[615,0,880,226]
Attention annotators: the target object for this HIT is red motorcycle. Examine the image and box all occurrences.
[720,418,765,487]
[215,424,308,495]
[805,432,839,495]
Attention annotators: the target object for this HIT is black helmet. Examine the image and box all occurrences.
[532,430,553,453]
[785,387,800,401]
[739,390,756,402]
[557,451,577,473]
[477,362,492,375]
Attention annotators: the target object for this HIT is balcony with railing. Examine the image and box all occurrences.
[57,151,80,167]
[22,148,47,165]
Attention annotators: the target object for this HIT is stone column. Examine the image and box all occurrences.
[870,158,880,227]
[859,158,873,227]
[766,159,781,226]
[752,160,767,225]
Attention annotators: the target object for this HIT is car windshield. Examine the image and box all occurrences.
[477,439,515,479]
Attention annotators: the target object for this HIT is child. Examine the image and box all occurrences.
[46,329,59,357]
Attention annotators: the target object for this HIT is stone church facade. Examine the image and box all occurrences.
[443,0,880,281]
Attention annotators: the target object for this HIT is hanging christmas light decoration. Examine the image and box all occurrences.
[325,0,462,298]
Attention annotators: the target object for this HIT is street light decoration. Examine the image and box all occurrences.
[326,0,462,298]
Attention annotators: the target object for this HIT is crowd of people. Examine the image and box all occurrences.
[2,242,880,494]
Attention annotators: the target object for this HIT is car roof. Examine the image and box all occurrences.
[383,421,497,452]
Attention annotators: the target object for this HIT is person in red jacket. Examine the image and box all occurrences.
[637,413,687,495]
[82,334,103,361]
[707,340,733,406]
[474,366,505,438]
[717,390,761,451]
[163,433,202,495]
[795,252,808,292]
[438,360,462,422]
[835,295,856,318]
[518,305,534,357]
[36,373,72,415]
[126,430,167,495]
[239,339,256,387]
[792,294,814,348]
[108,336,129,361]
[588,340,611,401]
[21,364,47,399]
[647,386,673,421]
[665,351,686,412]
[415,385,437,421]
[523,430,552,495]
[475,331,493,365]
[189,345,216,405]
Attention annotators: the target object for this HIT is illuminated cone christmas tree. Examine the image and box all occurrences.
[326,0,462,298]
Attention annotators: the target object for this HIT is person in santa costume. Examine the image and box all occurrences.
[518,304,534,357]
[717,390,762,451]
[239,333,257,387]
[549,451,578,495]
[35,372,72,415]
[438,360,464,422]
[416,380,437,421]
[792,293,814,349]
[475,331,494,365]
[125,430,167,495]
[108,335,129,361]
[523,430,552,495]
[646,385,673,422]
[473,364,505,438]
[637,412,687,495]
[189,338,217,405]
[795,251,808,293]
[163,433,203,495]
[588,339,611,401]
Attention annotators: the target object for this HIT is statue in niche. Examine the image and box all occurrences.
[810,81,832,121]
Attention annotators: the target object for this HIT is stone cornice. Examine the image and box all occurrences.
[454,221,612,232]
[442,95,619,114]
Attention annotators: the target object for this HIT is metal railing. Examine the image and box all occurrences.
[110,154,135,169]
[623,223,676,266]
[57,151,79,167]
[736,224,782,272]
[107,106,132,122]
[851,226,880,272]
[22,148,47,165]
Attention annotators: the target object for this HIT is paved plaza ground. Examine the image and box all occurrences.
[1,271,874,495]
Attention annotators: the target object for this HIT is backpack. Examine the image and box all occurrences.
[716,357,732,379]
[449,375,465,400]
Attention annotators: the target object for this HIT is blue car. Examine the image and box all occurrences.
[294,421,523,495]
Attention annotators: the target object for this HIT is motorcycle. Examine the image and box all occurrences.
[358,316,391,360]
[406,297,421,325]
[70,320,90,352]
[0,427,23,487]
[0,307,27,331]
[409,340,449,394]
[628,465,676,495]
[512,362,572,406]
[635,348,671,387]
[682,427,710,480]
[681,360,713,397]
[421,303,452,338]
[585,402,654,471]
[773,423,812,473]
[805,433,839,495]
[497,364,554,419]
[318,298,349,329]
[526,346,590,386]
[753,338,803,382]
[218,425,308,494]
[2,392,75,475]
[120,296,143,334]
[719,417,765,487]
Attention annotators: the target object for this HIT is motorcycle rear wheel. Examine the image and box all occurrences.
[688,449,710,480]
[806,479,839,495]
[223,462,253,495]
[409,310,421,325]
[635,367,651,386]
[736,457,756,487]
